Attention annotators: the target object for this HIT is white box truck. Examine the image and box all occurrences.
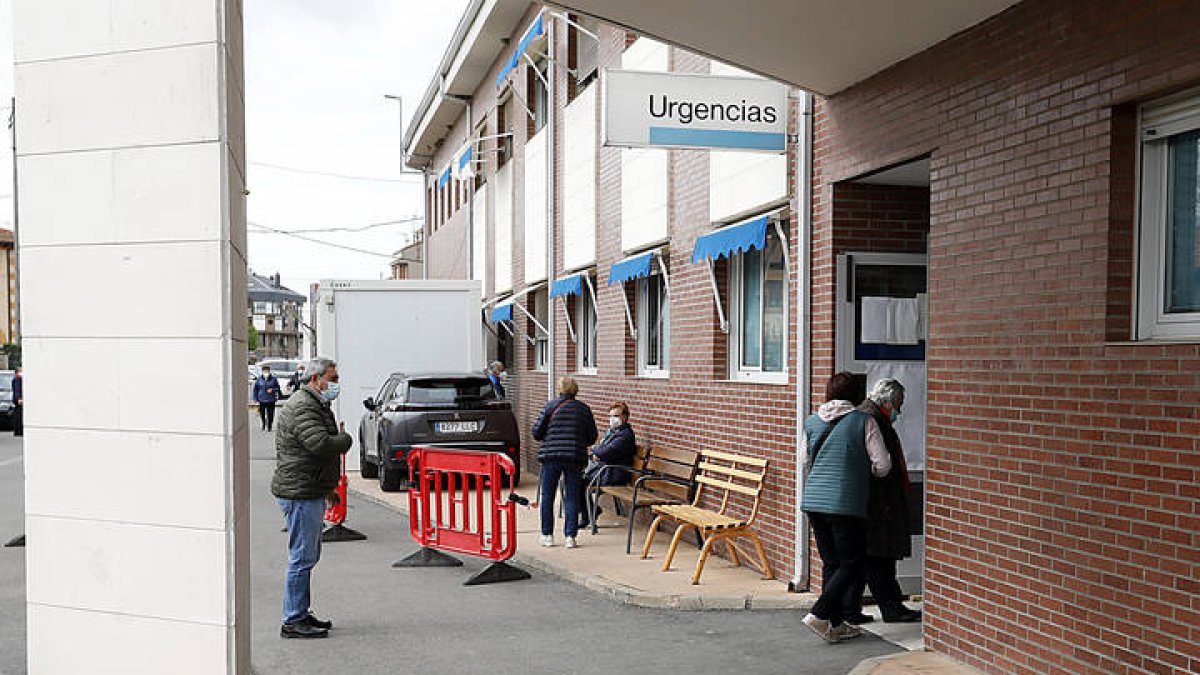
[314,279,485,469]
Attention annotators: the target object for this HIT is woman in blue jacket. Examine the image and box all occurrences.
[579,401,637,529]
[531,376,597,549]
[253,365,282,431]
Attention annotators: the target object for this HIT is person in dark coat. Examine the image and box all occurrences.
[11,368,22,437]
[271,358,352,639]
[531,376,597,549]
[487,361,507,399]
[842,378,922,624]
[800,372,892,644]
[579,401,637,528]
[254,365,282,431]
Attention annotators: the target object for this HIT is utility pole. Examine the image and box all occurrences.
[9,98,20,350]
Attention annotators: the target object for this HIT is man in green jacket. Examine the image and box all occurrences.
[270,357,353,639]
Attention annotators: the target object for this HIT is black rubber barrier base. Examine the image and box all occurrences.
[321,524,367,543]
[392,546,463,568]
[4,534,25,547]
[463,561,530,586]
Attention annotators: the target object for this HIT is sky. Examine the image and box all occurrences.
[0,0,471,296]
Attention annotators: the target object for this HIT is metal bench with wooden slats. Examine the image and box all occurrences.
[586,445,700,554]
[640,449,772,585]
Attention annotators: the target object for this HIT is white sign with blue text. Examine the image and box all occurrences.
[603,69,789,153]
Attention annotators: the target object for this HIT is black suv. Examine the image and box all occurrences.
[358,372,521,491]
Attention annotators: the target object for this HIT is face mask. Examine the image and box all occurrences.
[889,408,901,423]
[609,416,622,429]
[322,382,341,402]
[262,372,270,378]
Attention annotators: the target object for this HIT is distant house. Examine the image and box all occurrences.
[247,272,305,359]
[389,238,423,280]
[0,229,17,346]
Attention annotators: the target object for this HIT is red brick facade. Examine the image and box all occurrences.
[414,1,1200,672]
[813,1,1200,672]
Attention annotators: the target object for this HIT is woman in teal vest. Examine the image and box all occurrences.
[800,372,893,644]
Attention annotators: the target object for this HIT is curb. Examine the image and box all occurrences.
[349,485,817,612]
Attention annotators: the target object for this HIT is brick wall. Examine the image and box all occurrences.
[425,18,806,577]
[813,1,1200,672]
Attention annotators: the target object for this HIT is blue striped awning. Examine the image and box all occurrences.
[495,15,544,88]
[549,273,584,299]
[438,167,451,189]
[608,252,654,286]
[691,216,770,264]
[457,145,473,171]
[490,303,513,323]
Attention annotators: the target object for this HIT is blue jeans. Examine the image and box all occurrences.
[540,462,582,538]
[277,498,326,625]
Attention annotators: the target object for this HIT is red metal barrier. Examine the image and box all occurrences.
[405,446,518,563]
[321,454,366,542]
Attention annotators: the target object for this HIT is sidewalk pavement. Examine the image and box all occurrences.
[348,474,810,610]
[344,470,992,675]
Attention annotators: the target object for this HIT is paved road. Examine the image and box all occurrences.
[0,424,900,674]
[0,433,25,675]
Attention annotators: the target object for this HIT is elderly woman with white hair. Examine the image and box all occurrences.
[843,377,922,624]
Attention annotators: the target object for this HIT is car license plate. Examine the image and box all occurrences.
[435,421,480,434]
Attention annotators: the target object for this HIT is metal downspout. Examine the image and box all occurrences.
[545,17,558,401]
[793,90,814,590]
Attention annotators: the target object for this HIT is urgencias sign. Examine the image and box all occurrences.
[603,70,789,153]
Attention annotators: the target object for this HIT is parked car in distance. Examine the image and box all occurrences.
[256,359,302,398]
[0,370,14,428]
[358,372,520,491]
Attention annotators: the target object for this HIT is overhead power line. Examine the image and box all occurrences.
[248,221,394,258]
[277,215,424,234]
[249,161,421,183]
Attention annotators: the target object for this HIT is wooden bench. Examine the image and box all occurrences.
[585,445,700,554]
[640,449,771,585]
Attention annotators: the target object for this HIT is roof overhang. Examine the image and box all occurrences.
[545,0,1019,95]
[404,0,533,169]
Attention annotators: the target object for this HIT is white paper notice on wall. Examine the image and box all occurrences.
[861,297,890,343]
[867,362,927,472]
[889,297,920,345]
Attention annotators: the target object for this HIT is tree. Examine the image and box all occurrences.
[248,319,260,352]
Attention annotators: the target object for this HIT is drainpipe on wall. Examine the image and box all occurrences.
[792,89,814,591]
[545,16,558,401]
[421,167,430,279]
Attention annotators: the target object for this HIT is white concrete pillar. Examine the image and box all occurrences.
[14,1,249,673]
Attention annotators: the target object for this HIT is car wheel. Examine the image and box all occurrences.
[379,464,404,492]
[378,439,403,492]
[359,443,378,479]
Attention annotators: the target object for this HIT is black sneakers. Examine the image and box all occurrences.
[301,613,332,630]
[280,622,327,639]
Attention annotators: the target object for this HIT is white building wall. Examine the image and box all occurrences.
[494,163,514,293]
[620,38,669,252]
[14,1,249,673]
[523,130,549,283]
[708,61,788,221]
[562,86,597,271]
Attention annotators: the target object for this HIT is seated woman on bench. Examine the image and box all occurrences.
[579,401,637,529]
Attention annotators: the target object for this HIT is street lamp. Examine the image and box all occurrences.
[384,94,429,279]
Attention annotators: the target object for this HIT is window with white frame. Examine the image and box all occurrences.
[637,273,669,375]
[252,301,273,315]
[576,285,598,372]
[534,288,549,371]
[529,57,549,135]
[730,231,787,379]
[1138,90,1200,339]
